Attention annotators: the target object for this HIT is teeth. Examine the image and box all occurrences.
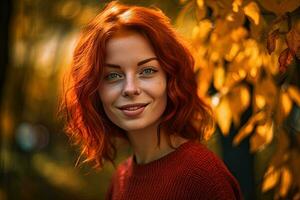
[125,106,142,111]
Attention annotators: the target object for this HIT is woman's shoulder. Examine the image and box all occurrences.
[180,141,235,181]
[182,141,227,170]
[180,141,243,199]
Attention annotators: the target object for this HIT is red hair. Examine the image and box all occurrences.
[60,1,214,169]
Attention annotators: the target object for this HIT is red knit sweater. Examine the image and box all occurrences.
[105,140,243,200]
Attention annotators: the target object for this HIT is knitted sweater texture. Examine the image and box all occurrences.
[105,140,243,200]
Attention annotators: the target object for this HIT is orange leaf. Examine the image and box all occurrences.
[254,77,277,111]
[286,28,300,55]
[197,64,213,97]
[287,85,300,106]
[213,64,225,90]
[255,94,266,109]
[250,120,273,152]
[280,91,292,117]
[197,0,204,8]
[279,167,292,197]
[228,85,250,127]
[278,48,294,73]
[233,111,265,146]
[243,2,260,25]
[262,165,280,192]
[267,29,280,54]
[259,0,300,16]
[215,96,232,136]
[232,0,242,13]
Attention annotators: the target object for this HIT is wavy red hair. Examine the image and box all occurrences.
[60,1,214,169]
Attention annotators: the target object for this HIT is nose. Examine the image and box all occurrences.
[122,75,141,97]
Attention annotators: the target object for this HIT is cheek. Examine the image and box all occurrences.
[146,76,167,98]
[98,84,121,106]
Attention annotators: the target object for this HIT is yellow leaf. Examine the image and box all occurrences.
[255,94,266,109]
[232,0,243,12]
[243,2,260,25]
[225,43,240,61]
[216,96,232,136]
[230,27,248,42]
[175,1,197,36]
[287,85,300,106]
[213,64,225,90]
[193,20,212,41]
[251,120,273,152]
[254,77,277,111]
[197,0,204,8]
[262,165,280,192]
[233,111,265,146]
[279,167,292,197]
[197,64,213,97]
[250,131,265,152]
[257,121,273,141]
[280,91,292,117]
[228,85,250,127]
[240,86,250,109]
[233,123,254,146]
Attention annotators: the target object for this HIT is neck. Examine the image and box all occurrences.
[126,123,188,164]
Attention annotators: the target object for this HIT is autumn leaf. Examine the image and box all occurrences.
[232,0,242,13]
[213,64,225,90]
[250,120,273,152]
[267,29,280,54]
[279,91,292,118]
[228,85,250,127]
[233,111,265,146]
[197,0,204,8]
[286,27,300,56]
[196,63,213,97]
[287,85,300,106]
[278,48,294,72]
[253,76,277,111]
[262,165,280,192]
[243,2,260,25]
[181,0,300,199]
[215,96,232,136]
[255,94,266,109]
[259,0,300,16]
[279,167,292,197]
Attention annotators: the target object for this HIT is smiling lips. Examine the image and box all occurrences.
[118,103,149,117]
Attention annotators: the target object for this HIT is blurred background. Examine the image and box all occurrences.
[0,0,299,199]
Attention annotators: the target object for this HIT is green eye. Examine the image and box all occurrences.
[141,68,158,75]
[105,73,123,81]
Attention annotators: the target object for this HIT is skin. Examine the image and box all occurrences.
[98,29,187,164]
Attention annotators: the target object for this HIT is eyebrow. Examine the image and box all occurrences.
[105,57,158,68]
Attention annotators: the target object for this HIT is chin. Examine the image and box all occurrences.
[120,123,149,132]
[118,120,159,132]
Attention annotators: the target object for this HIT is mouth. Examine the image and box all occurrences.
[118,103,149,110]
[117,103,149,117]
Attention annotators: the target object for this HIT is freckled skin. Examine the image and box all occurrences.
[98,30,167,132]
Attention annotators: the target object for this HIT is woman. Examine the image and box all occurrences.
[61,1,243,199]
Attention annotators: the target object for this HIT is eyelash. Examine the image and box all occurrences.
[140,68,158,75]
[104,67,158,81]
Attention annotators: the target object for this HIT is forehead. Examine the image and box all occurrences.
[105,29,156,63]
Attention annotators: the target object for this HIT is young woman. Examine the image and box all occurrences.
[62,1,243,199]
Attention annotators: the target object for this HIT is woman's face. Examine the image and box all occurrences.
[98,30,167,132]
